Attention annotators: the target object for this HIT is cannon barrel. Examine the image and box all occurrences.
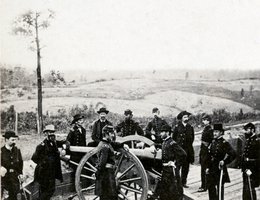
[69,146,162,160]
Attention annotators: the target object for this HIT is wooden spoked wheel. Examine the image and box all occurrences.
[75,146,149,200]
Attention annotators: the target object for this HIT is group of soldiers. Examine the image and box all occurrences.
[1,107,259,200]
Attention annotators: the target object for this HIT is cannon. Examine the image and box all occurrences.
[65,135,163,200]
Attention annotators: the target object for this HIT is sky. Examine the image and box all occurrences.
[1,0,260,73]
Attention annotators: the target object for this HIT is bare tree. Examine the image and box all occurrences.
[12,10,55,134]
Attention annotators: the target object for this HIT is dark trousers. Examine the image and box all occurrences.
[200,162,207,189]
[208,183,224,200]
[180,158,190,185]
[242,172,257,200]
[39,179,55,200]
[2,173,20,200]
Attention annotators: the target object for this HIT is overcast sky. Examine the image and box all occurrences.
[1,0,260,73]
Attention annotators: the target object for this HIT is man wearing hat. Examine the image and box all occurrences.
[172,110,194,188]
[198,114,214,192]
[91,107,113,146]
[155,124,186,200]
[32,124,65,200]
[66,114,87,165]
[206,124,236,200]
[145,107,169,146]
[1,131,23,200]
[115,109,144,137]
[240,122,260,200]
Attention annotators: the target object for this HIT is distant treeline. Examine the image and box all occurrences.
[1,104,260,134]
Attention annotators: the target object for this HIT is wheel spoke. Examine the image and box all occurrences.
[119,189,131,200]
[80,174,96,180]
[119,177,142,184]
[83,166,96,173]
[82,184,95,192]
[86,161,97,172]
[134,183,138,200]
[119,184,142,194]
[118,164,135,179]
[115,153,124,175]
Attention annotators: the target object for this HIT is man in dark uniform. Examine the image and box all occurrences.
[91,107,113,146]
[198,114,214,192]
[115,109,144,137]
[95,125,126,200]
[145,107,169,146]
[32,125,65,200]
[158,124,187,200]
[66,114,87,165]
[1,131,23,200]
[206,124,236,200]
[241,122,260,200]
[172,110,194,188]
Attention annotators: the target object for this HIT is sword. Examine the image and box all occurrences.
[246,170,253,200]
[219,168,223,200]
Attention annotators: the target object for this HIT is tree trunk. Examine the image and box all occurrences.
[35,13,43,134]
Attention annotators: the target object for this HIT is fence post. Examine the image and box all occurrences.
[36,108,40,135]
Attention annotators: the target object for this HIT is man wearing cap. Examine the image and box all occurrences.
[198,114,214,192]
[206,124,236,200]
[91,107,113,145]
[95,125,127,200]
[145,108,169,146]
[66,114,87,165]
[156,124,186,200]
[1,131,23,200]
[115,109,144,137]
[32,125,65,200]
[240,122,260,200]
[172,110,194,188]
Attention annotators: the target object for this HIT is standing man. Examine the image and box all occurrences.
[66,114,87,165]
[172,110,194,188]
[1,131,23,200]
[115,109,144,137]
[95,125,126,200]
[32,125,65,200]
[91,107,113,146]
[206,124,236,200]
[198,114,214,192]
[241,122,260,200]
[158,124,187,200]
[145,107,169,146]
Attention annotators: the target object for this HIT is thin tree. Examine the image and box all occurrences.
[12,10,55,134]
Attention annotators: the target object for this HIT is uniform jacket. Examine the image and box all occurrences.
[66,124,86,147]
[116,119,144,137]
[145,116,168,144]
[95,140,117,197]
[241,134,260,187]
[32,138,63,184]
[172,122,195,163]
[92,119,113,142]
[207,137,236,184]
[199,125,214,164]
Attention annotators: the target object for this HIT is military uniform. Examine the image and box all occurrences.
[159,137,187,200]
[145,116,168,145]
[66,124,87,164]
[207,137,236,200]
[1,146,23,200]
[241,134,260,200]
[91,119,113,144]
[32,138,63,200]
[95,140,118,200]
[172,122,195,185]
[199,125,214,190]
[116,119,144,137]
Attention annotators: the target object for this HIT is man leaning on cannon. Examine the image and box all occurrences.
[95,125,128,200]
[240,122,260,200]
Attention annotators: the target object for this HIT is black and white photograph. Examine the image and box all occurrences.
[1,0,260,199]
